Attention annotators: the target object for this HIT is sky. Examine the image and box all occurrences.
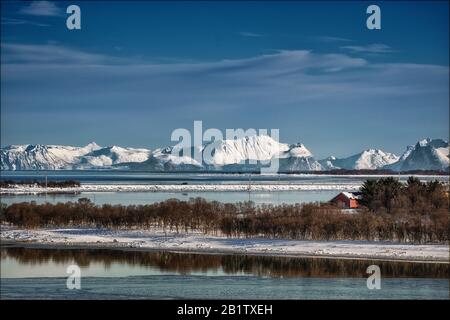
[1,1,449,159]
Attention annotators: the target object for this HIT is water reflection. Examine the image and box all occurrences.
[2,245,448,279]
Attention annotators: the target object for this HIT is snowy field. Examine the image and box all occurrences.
[1,225,448,262]
[0,183,362,194]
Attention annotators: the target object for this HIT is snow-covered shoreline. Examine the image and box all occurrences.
[0,183,362,195]
[1,226,448,263]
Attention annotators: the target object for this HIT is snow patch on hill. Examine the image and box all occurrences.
[0,142,151,170]
[320,149,399,170]
[204,135,288,166]
[386,138,449,171]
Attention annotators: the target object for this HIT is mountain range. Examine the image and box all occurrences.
[1,136,448,172]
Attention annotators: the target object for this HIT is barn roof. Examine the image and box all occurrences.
[341,192,362,200]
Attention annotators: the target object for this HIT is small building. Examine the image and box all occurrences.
[330,192,362,209]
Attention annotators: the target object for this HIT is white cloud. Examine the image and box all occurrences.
[316,36,352,43]
[2,43,447,156]
[19,1,61,17]
[1,17,49,27]
[1,43,123,64]
[1,43,446,116]
[341,44,396,54]
[238,32,263,37]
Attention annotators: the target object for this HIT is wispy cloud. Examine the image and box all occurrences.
[19,1,61,17]
[1,43,125,64]
[341,44,396,54]
[2,43,444,107]
[2,43,447,156]
[238,32,263,38]
[1,17,49,27]
[316,36,352,43]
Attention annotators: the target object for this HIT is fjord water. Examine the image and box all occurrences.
[1,246,448,299]
[3,170,448,185]
[1,171,448,206]
[1,171,350,205]
[0,190,339,206]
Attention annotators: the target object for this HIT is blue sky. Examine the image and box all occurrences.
[1,1,448,158]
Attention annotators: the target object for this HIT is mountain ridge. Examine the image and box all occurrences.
[319,149,400,170]
[1,137,448,172]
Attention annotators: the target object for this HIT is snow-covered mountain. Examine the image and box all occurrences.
[1,137,448,172]
[79,146,151,168]
[127,135,322,172]
[126,145,203,171]
[204,135,289,166]
[384,138,449,171]
[0,143,151,170]
[319,149,399,170]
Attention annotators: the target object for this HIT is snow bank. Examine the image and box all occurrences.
[1,226,448,262]
[0,183,362,195]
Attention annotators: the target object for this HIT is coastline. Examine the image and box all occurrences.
[2,226,448,263]
[0,183,362,195]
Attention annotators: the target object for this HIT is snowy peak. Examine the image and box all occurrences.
[320,149,399,170]
[204,135,290,166]
[203,135,320,171]
[355,149,399,170]
[285,143,313,158]
[399,145,415,161]
[83,142,102,151]
[416,138,447,149]
[319,156,338,170]
[418,138,431,147]
[0,142,151,170]
[81,145,151,167]
[133,135,321,172]
[386,138,449,171]
[0,143,100,170]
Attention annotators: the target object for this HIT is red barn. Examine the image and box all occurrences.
[330,192,362,209]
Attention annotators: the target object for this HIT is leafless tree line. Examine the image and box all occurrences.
[1,178,448,244]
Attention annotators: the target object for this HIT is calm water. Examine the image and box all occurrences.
[2,170,448,185]
[1,246,448,299]
[0,190,337,206]
[2,171,448,206]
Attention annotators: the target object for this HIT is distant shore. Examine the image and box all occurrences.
[1,172,448,195]
[1,169,449,175]
[2,226,448,263]
[0,183,362,194]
